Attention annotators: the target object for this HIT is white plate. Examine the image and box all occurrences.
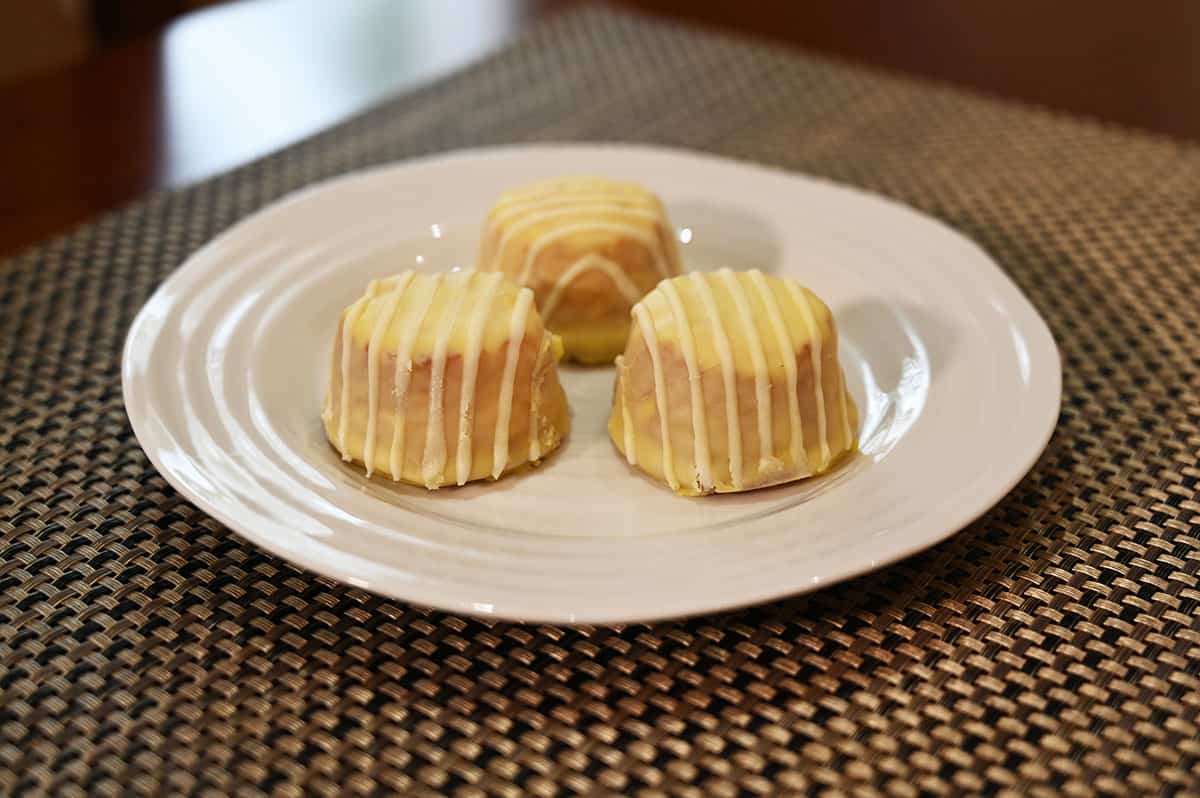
[123,144,1060,624]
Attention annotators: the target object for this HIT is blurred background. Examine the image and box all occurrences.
[3,0,1198,259]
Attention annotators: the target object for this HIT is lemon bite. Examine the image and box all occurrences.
[323,270,569,488]
[477,176,684,364]
[610,269,857,496]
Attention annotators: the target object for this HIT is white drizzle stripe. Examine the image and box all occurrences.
[635,303,678,491]
[490,197,653,231]
[785,282,830,467]
[617,355,637,465]
[540,254,644,322]
[389,274,442,480]
[422,274,471,487]
[336,283,376,455]
[491,183,648,215]
[363,273,413,476]
[375,274,408,292]
[484,190,653,264]
[455,272,503,485]
[516,222,670,285]
[660,280,712,492]
[492,288,532,479]
[689,273,742,489]
[489,187,648,210]
[490,203,658,267]
[718,269,773,468]
[502,175,642,194]
[750,270,806,471]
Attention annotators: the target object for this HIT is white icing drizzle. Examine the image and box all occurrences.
[389,274,442,480]
[362,272,413,476]
[374,273,406,292]
[634,303,678,492]
[488,184,647,223]
[490,202,657,266]
[785,281,830,467]
[540,254,644,322]
[455,272,503,486]
[750,269,806,471]
[490,190,637,217]
[515,221,671,285]
[492,287,533,479]
[336,281,378,456]
[718,269,773,469]
[660,279,712,492]
[617,355,637,465]
[421,274,471,488]
[689,272,742,489]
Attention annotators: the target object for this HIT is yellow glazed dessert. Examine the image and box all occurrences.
[609,269,857,496]
[477,176,684,364]
[323,270,569,488]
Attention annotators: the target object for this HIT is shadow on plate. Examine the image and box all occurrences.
[693,449,867,509]
[837,298,958,379]
[340,440,569,505]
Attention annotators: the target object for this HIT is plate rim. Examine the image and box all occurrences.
[122,142,1062,624]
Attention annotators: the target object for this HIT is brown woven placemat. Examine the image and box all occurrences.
[3,6,1199,796]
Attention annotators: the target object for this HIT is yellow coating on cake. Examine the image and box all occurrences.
[323,270,569,488]
[609,269,857,496]
[477,176,684,364]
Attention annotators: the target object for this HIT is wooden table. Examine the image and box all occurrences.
[3,0,1198,260]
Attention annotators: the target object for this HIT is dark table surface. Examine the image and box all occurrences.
[3,0,1199,261]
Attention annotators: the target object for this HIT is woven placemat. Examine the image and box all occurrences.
[3,5,1199,795]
